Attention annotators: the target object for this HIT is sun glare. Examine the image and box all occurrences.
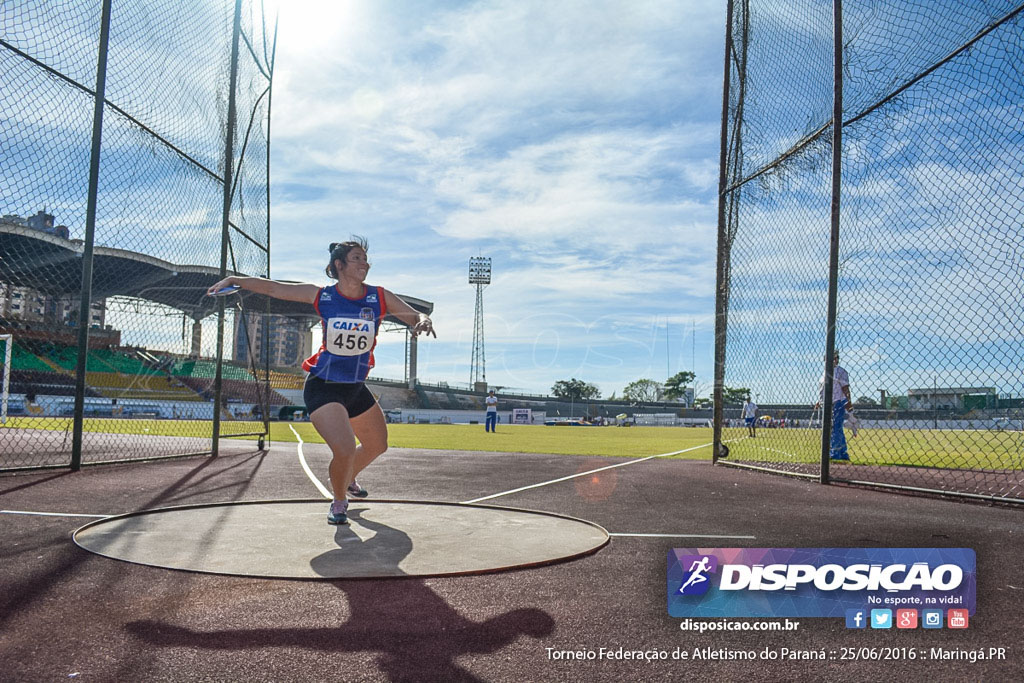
[260,0,363,52]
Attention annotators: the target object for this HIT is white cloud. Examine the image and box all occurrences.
[262,1,726,393]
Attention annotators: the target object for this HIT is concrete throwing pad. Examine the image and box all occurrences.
[73,500,610,579]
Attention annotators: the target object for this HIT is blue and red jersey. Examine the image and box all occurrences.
[302,284,387,383]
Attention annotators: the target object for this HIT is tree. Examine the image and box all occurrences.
[855,396,877,406]
[663,371,696,401]
[551,378,601,400]
[722,386,751,406]
[693,397,712,409]
[623,378,663,402]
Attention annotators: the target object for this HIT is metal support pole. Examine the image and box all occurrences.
[470,283,486,386]
[712,0,736,462]
[820,0,844,483]
[408,332,418,390]
[212,0,244,457]
[190,318,202,357]
[259,17,278,445]
[71,0,113,471]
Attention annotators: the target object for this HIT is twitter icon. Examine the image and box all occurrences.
[870,609,892,629]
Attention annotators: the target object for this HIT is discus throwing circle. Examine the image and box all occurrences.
[74,499,609,579]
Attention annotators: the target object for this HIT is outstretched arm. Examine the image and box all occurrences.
[382,288,436,338]
[207,276,319,304]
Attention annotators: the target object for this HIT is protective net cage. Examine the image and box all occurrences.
[715,0,1024,502]
[1,0,277,469]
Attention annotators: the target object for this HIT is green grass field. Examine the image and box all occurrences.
[4,417,712,459]
[4,416,223,439]
[6,417,1021,468]
[722,426,1024,469]
[286,422,713,458]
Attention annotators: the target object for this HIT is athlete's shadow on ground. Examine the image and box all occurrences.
[309,507,415,575]
[125,509,554,682]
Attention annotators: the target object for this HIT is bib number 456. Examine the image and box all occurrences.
[326,317,375,356]
[334,333,369,352]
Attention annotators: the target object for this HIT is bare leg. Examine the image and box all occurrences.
[350,402,389,479]
[310,403,356,501]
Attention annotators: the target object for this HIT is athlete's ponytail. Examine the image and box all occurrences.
[326,236,369,278]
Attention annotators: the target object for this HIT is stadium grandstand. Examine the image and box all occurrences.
[4,327,708,424]
[1,217,434,412]
[1,213,442,461]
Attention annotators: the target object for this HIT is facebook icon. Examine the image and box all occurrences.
[845,609,867,629]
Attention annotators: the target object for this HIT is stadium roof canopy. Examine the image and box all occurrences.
[0,222,432,326]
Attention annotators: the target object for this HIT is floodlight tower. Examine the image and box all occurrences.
[468,256,491,390]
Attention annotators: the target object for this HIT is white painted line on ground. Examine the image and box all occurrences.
[609,533,756,539]
[461,441,713,504]
[1,509,108,518]
[289,423,332,499]
[752,443,802,459]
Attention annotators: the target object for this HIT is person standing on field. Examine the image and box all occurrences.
[742,396,757,437]
[208,237,435,525]
[815,351,853,461]
[485,390,498,432]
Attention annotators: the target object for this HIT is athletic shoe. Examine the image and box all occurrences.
[327,499,349,525]
[347,480,368,498]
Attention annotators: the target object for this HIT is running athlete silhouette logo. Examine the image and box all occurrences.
[677,554,718,595]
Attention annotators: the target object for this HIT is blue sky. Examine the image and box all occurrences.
[6,1,1017,403]
[264,0,726,397]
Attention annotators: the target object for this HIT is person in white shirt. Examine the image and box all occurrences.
[742,397,758,437]
[485,390,498,432]
[815,351,853,461]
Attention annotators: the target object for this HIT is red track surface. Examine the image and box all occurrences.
[1,442,1021,681]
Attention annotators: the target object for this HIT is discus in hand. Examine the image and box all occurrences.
[209,284,241,297]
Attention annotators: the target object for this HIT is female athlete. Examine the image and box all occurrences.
[207,238,435,524]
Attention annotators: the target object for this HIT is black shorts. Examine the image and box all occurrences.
[303,374,377,418]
